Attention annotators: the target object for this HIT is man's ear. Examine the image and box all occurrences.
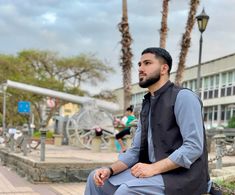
[161,64,169,74]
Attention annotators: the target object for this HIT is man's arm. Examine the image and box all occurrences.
[93,121,142,185]
[131,158,179,178]
[169,89,204,168]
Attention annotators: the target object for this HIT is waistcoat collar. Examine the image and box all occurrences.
[144,80,173,100]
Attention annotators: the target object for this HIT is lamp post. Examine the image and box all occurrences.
[196,8,209,95]
[1,85,7,133]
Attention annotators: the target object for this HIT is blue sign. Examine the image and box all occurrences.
[18,101,31,114]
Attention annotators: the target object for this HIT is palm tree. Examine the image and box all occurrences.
[175,0,200,86]
[118,0,133,112]
[159,0,170,48]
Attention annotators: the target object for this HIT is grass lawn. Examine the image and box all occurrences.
[214,179,235,195]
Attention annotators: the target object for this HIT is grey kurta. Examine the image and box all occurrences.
[85,89,211,195]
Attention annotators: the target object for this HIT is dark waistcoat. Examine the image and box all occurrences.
[139,81,209,195]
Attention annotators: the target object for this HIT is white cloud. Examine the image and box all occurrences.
[0,0,235,94]
[41,12,57,24]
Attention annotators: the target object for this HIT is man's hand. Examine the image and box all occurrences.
[93,168,111,187]
[131,158,180,178]
[131,163,155,178]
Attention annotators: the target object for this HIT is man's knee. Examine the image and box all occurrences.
[87,170,96,184]
[85,170,98,195]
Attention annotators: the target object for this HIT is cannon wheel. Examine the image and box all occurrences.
[76,108,115,149]
[77,128,114,149]
[66,116,81,146]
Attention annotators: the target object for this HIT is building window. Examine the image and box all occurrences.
[131,91,147,107]
[214,109,217,120]
[203,91,207,99]
[221,107,225,121]
[220,70,235,97]
[214,89,218,98]
[203,106,219,122]
[221,104,235,122]
[203,74,220,99]
[209,90,213,99]
[227,86,232,96]
[221,88,225,97]
[182,82,187,88]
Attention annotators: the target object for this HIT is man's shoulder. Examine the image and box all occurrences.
[177,88,198,99]
[176,88,201,106]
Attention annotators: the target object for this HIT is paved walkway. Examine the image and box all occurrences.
[0,144,234,195]
[0,165,86,195]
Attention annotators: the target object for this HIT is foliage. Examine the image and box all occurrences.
[92,90,117,102]
[33,130,54,139]
[214,180,235,195]
[227,116,235,128]
[57,53,114,87]
[0,49,114,129]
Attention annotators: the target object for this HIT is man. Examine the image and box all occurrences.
[85,47,216,195]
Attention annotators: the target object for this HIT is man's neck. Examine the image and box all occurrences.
[148,78,169,96]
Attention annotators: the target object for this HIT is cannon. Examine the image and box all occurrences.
[2,80,119,149]
[66,102,115,149]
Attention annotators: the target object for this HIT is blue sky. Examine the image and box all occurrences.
[0,0,235,94]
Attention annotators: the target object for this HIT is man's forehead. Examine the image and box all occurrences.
[140,53,156,61]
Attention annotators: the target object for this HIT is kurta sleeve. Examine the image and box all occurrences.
[118,120,141,167]
[168,89,204,169]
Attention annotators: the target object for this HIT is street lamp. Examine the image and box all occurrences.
[196,8,209,95]
[0,84,7,132]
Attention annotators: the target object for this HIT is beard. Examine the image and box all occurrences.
[139,70,160,88]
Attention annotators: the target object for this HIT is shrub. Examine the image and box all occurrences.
[33,130,54,139]
[214,179,235,195]
[227,116,235,128]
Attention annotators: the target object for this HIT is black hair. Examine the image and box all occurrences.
[126,105,134,112]
[141,47,172,74]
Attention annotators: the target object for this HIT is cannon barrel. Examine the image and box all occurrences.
[3,80,119,112]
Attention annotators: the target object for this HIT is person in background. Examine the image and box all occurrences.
[85,47,220,195]
[115,105,137,153]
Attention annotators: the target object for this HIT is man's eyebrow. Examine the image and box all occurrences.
[138,59,151,66]
[143,59,151,63]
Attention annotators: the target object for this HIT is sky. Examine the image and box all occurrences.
[0,0,235,94]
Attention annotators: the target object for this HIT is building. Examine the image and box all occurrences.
[113,53,235,129]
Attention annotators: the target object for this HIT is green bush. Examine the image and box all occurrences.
[33,130,54,139]
[46,131,54,138]
[33,130,41,138]
[227,116,235,128]
[214,180,235,195]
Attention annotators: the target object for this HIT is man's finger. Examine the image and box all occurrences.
[131,163,139,171]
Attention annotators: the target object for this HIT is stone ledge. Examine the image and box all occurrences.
[0,148,111,183]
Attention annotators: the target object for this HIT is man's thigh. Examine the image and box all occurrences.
[85,170,118,195]
[114,184,165,195]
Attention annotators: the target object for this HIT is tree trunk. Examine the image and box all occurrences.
[118,0,133,112]
[159,0,170,48]
[175,0,200,86]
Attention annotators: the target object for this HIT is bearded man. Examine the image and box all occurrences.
[85,47,220,195]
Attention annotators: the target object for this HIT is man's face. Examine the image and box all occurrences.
[138,53,161,88]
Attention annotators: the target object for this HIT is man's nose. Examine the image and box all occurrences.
[138,65,143,72]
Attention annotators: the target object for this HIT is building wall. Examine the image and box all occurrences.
[60,102,80,117]
[113,53,235,128]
